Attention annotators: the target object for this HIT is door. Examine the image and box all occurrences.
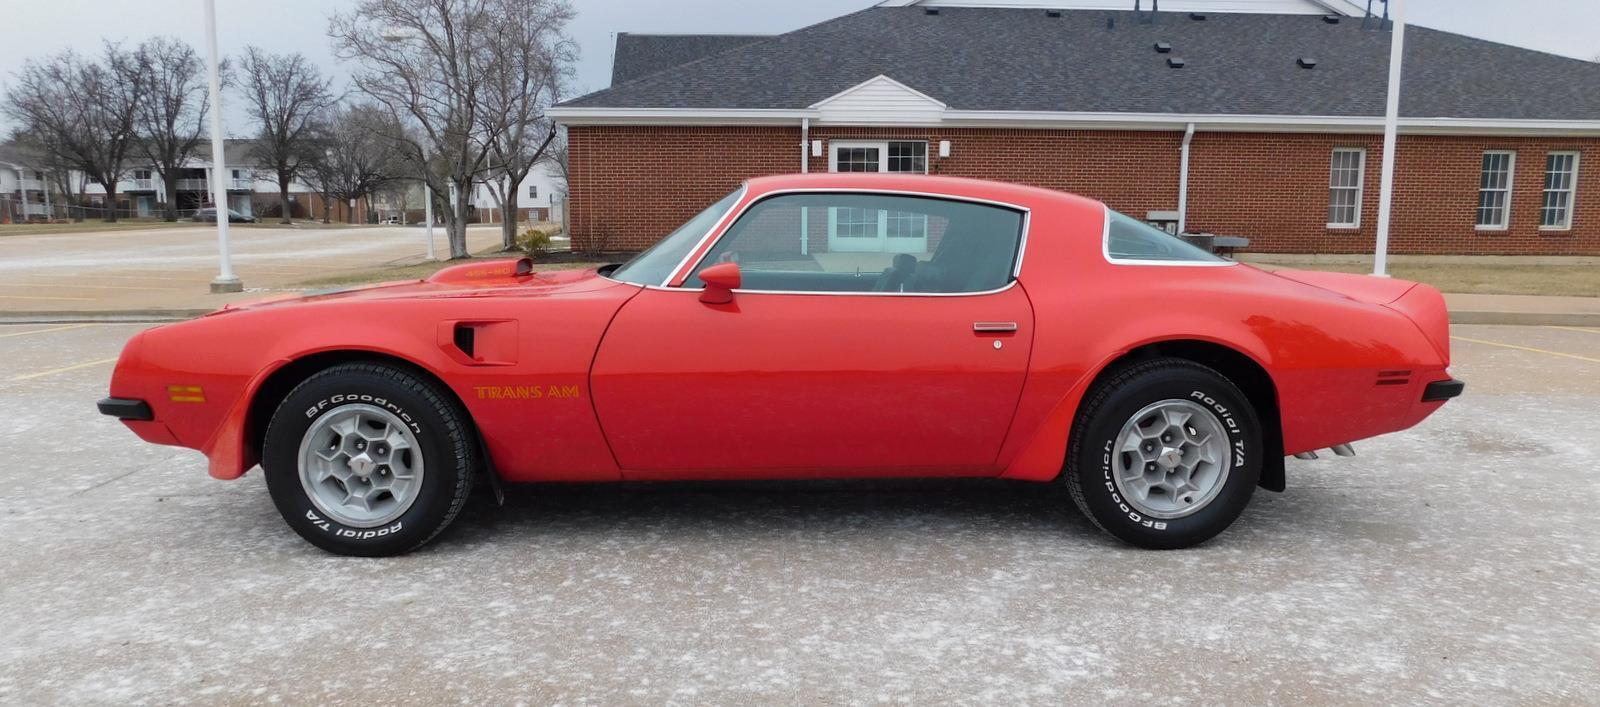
[590,191,1033,477]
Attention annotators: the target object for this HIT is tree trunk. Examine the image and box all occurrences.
[448,179,471,259]
[500,191,520,251]
[103,183,120,223]
[278,178,293,224]
[162,172,179,221]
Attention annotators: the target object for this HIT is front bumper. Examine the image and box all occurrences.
[97,397,153,421]
[1422,378,1466,403]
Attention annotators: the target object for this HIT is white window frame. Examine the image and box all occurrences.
[825,140,929,253]
[528,184,538,199]
[1476,150,1516,231]
[1326,147,1365,229]
[1540,151,1580,232]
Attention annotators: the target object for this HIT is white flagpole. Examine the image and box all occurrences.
[203,0,242,293]
[1372,0,1405,278]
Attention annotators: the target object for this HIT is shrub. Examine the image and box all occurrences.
[517,226,556,255]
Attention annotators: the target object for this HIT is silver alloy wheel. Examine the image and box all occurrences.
[1111,399,1230,520]
[297,403,425,528]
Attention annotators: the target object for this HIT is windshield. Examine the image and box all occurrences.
[1104,209,1224,263]
[607,188,743,286]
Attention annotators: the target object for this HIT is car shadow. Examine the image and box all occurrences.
[440,477,1111,546]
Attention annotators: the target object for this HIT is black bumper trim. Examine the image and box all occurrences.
[98,397,153,421]
[1422,379,1465,403]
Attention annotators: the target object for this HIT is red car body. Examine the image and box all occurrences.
[104,173,1457,492]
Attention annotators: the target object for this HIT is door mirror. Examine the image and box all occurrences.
[698,262,741,304]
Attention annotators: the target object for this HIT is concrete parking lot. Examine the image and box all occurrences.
[0,323,1596,703]
[0,224,501,314]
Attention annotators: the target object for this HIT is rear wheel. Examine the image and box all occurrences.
[1065,358,1261,549]
[261,362,478,556]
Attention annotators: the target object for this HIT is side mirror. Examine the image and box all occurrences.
[698,262,741,304]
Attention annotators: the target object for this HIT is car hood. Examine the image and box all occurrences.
[213,258,624,314]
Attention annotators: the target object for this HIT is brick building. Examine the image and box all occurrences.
[548,0,1600,255]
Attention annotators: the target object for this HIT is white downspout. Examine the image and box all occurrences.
[1177,122,1195,235]
[800,118,810,174]
[799,118,810,255]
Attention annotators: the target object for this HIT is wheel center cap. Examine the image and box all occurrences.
[348,453,376,479]
[1157,447,1183,470]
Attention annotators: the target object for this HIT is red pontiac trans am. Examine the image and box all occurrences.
[99,174,1463,556]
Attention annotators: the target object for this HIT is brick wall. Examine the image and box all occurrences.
[566,124,1600,255]
[567,125,800,250]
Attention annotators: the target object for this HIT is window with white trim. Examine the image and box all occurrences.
[1476,151,1515,230]
[528,184,538,199]
[1327,148,1365,228]
[1540,151,1579,230]
[685,192,1024,294]
[826,141,929,253]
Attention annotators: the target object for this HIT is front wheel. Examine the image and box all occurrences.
[1065,358,1262,549]
[261,362,479,556]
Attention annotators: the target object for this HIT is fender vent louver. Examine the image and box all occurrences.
[1376,370,1412,386]
[453,324,477,360]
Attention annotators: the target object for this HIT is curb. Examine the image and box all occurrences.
[1449,311,1600,327]
[0,310,212,325]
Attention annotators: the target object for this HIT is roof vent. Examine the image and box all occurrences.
[924,7,939,15]
[1046,9,1062,18]
[1167,57,1186,68]
[1154,41,1172,53]
[1297,57,1318,69]
[1323,14,1341,24]
[1107,17,1116,29]
[1189,12,1207,21]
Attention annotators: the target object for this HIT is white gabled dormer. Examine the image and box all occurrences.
[810,75,947,125]
[877,0,1366,16]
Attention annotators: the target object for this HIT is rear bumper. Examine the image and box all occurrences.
[1422,378,1466,403]
[97,397,153,421]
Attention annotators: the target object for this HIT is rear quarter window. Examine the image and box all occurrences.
[1104,209,1224,264]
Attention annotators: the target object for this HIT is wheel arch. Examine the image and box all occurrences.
[242,349,484,480]
[1093,339,1286,492]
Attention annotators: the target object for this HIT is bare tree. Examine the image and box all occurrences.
[10,130,91,221]
[544,130,569,198]
[476,0,575,249]
[4,45,143,222]
[332,0,496,258]
[302,102,407,223]
[133,37,211,222]
[237,47,336,224]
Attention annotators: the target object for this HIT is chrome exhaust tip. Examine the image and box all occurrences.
[1330,443,1356,457]
[1293,451,1319,460]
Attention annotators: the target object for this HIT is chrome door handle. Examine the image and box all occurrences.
[973,322,1018,333]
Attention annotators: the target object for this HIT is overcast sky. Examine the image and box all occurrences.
[1,0,1596,134]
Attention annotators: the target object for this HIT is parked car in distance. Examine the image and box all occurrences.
[192,207,256,224]
[100,173,1462,556]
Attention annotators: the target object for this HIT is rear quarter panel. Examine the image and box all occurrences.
[1000,201,1449,480]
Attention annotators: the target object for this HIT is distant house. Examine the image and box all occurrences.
[0,144,54,223]
[549,0,1600,256]
[470,160,567,225]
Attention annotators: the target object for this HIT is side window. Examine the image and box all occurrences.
[687,193,1024,294]
[1105,209,1223,263]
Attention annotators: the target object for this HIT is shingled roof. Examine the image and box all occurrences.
[565,7,1600,120]
[611,33,769,85]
